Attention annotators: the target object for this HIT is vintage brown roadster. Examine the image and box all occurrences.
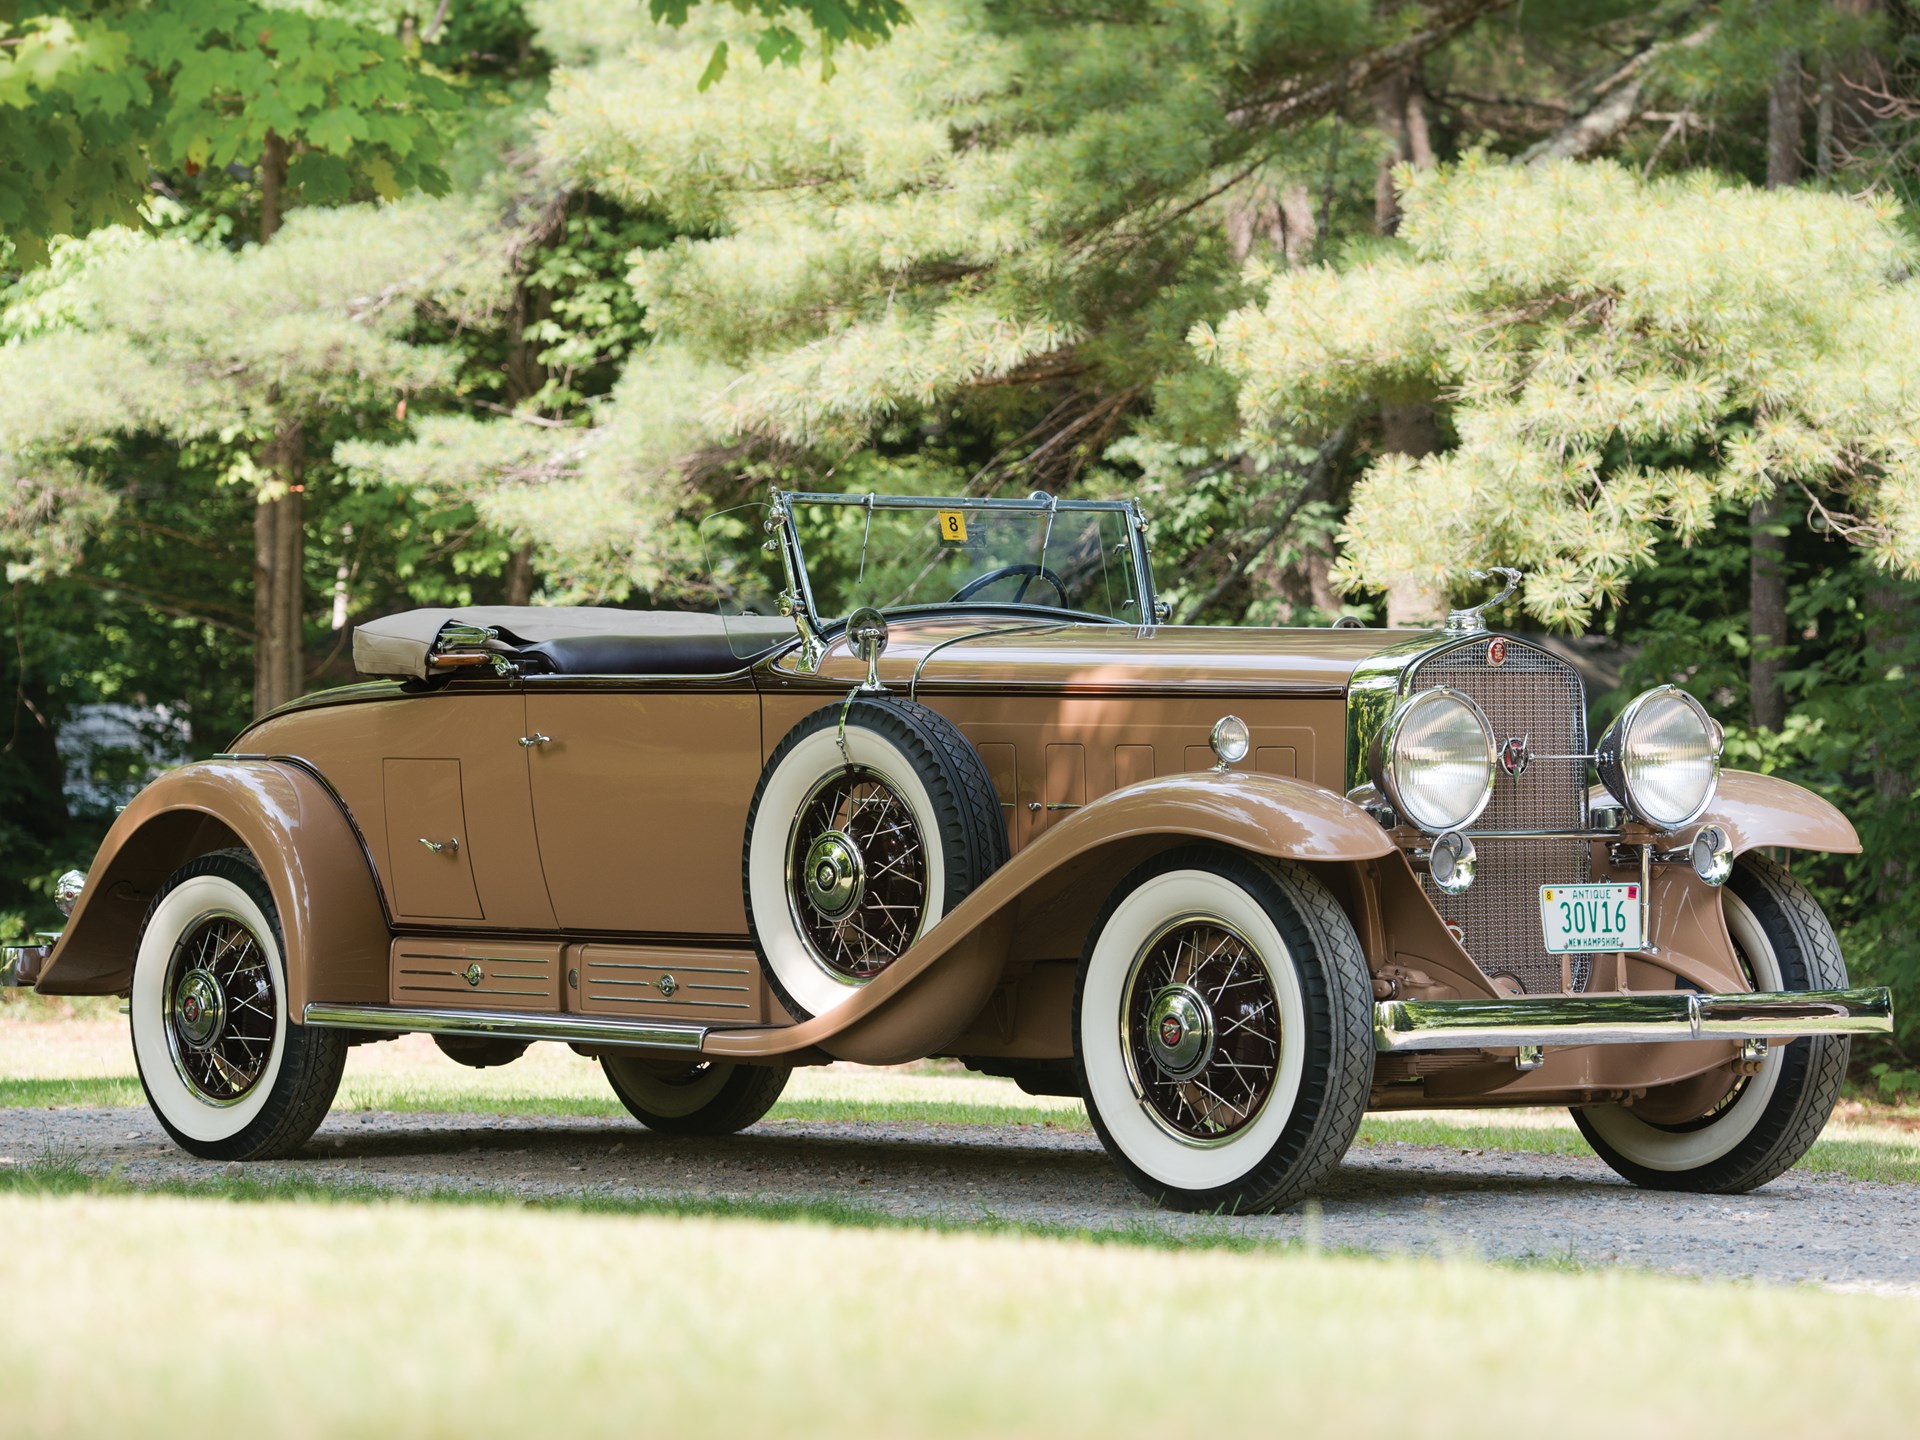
[3,491,1894,1211]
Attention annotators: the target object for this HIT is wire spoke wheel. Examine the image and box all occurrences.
[162,911,277,1105]
[1122,918,1282,1144]
[747,697,1006,1022]
[786,766,928,982]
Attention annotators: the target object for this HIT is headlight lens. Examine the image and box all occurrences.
[1596,686,1721,830]
[1372,688,1496,834]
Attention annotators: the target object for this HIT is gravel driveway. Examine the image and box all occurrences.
[3,1103,1914,1291]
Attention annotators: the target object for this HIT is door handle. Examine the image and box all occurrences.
[519,733,551,748]
[419,837,460,855]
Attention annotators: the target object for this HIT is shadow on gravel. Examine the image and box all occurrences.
[286,1117,1618,1210]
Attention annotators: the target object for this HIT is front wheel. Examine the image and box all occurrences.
[1073,848,1374,1213]
[602,1056,792,1135]
[130,852,346,1161]
[1573,853,1849,1193]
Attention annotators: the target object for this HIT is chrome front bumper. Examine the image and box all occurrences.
[1375,987,1894,1053]
[1,935,58,989]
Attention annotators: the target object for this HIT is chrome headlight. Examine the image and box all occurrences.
[1371,687,1496,834]
[1596,685,1722,831]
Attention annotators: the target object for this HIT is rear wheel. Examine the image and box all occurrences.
[1073,848,1374,1213]
[130,852,345,1161]
[1573,853,1849,1193]
[602,1057,791,1135]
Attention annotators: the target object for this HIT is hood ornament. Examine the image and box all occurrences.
[1445,567,1521,634]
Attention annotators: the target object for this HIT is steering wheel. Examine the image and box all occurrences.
[950,562,1068,607]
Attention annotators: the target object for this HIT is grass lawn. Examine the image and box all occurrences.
[4,998,1916,1435]
[1,1185,1916,1438]
[5,996,1918,1182]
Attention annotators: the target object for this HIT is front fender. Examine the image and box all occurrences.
[35,759,390,1012]
[1696,769,1860,856]
[706,771,1390,1064]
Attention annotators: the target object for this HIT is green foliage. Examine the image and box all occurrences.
[1204,157,1920,624]
[647,0,913,87]
[1,1,460,262]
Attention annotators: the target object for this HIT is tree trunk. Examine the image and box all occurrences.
[252,422,306,718]
[260,131,288,242]
[247,133,304,719]
[1745,53,1801,731]
[1372,65,1433,234]
[1379,400,1445,626]
[503,545,536,606]
[1865,579,1915,912]
[1748,493,1788,731]
[1767,51,1803,187]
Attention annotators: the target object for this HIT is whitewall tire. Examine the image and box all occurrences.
[130,852,345,1161]
[744,698,1006,1021]
[1073,847,1374,1213]
[1574,853,1850,1192]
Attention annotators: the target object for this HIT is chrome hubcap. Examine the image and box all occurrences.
[1145,985,1213,1081]
[173,969,226,1051]
[803,830,866,919]
[786,766,927,983]
[1123,918,1282,1145]
[162,911,276,1106]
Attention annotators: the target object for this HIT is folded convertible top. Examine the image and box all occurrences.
[351,606,792,680]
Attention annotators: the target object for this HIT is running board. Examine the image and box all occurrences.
[302,1004,708,1053]
[1374,987,1893,1053]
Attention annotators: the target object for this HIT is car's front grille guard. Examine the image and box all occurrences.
[1407,641,1593,996]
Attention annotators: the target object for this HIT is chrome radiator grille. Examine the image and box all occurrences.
[1412,640,1591,994]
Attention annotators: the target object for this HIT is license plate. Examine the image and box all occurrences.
[1539,883,1643,954]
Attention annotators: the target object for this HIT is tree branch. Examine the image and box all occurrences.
[1521,22,1716,166]
[1179,420,1355,623]
[1229,0,1521,132]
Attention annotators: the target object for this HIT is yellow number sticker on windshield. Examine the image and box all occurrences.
[937,510,969,545]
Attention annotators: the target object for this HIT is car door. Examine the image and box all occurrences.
[276,687,558,932]
[522,680,763,938]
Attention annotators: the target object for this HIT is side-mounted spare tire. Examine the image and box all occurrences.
[744,696,1008,1021]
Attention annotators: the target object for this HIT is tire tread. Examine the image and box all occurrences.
[135,851,346,1162]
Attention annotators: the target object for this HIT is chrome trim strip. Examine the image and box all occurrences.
[1342,630,1451,794]
[781,491,1139,515]
[1374,987,1894,1052]
[246,680,412,724]
[302,1003,709,1051]
[907,620,1075,700]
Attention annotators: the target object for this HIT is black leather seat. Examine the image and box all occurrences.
[515,620,795,677]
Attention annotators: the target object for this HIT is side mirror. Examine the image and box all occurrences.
[847,607,889,692]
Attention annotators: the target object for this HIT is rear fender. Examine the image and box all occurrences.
[706,771,1392,1064]
[34,760,390,1012]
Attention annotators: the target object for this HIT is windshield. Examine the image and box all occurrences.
[779,494,1152,626]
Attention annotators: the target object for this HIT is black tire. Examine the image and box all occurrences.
[602,1057,792,1135]
[743,696,1007,1021]
[130,851,346,1162]
[1072,846,1374,1213]
[1573,853,1849,1193]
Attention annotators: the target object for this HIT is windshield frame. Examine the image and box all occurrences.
[765,490,1163,645]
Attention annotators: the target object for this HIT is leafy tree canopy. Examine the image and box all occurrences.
[1201,157,1920,624]
[0,199,510,579]
[0,0,457,263]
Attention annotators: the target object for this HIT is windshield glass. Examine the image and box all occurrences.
[785,496,1148,625]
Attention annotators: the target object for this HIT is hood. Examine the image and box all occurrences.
[785,618,1439,696]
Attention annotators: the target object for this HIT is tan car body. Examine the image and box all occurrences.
[33,616,1862,1111]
